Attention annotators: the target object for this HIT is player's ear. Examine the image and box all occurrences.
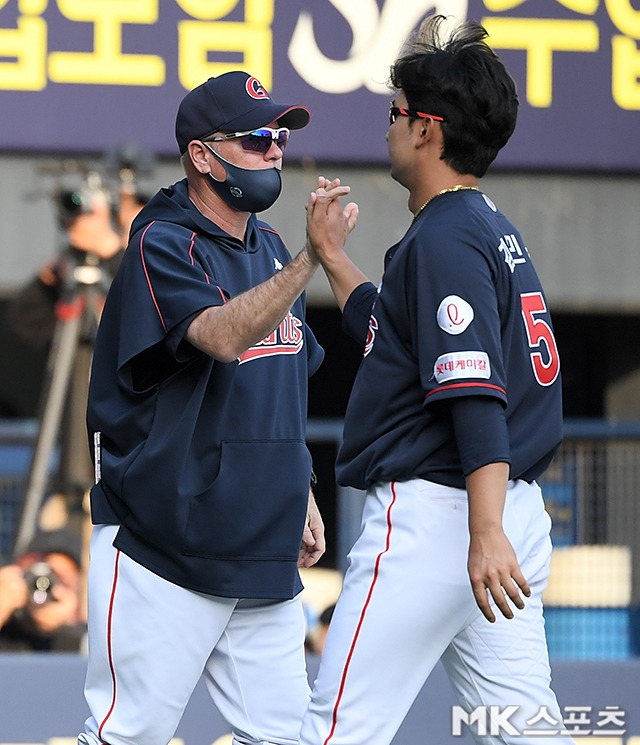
[188,140,212,174]
[416,117,442,148]
[414,122,431,149]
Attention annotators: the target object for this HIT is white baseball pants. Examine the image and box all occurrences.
[300,478,576,745]
[78,524,310,745]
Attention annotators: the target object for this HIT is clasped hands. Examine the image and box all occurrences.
[305,176,359,264]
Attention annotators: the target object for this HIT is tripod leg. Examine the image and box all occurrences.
[57,340,95,528]
[13,308,82,557]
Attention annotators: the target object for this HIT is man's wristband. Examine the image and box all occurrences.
[310,469,317,489]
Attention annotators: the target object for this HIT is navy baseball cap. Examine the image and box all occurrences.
[175,71,311,154]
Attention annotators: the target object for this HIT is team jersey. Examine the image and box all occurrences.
[87,178,323,599]
[337,189,562,490]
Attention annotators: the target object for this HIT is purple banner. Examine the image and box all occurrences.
[1,0,639,171]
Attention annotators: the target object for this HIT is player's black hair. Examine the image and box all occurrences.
[389,15,518,177]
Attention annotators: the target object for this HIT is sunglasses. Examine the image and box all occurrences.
[208,127,290,154]
[389,105,446,126]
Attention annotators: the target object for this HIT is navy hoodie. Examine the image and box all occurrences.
[87,179,324,599]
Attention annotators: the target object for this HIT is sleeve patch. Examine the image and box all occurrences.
[434,351,491,383]
[436,295,474,335]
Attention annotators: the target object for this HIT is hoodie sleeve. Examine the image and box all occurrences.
[111,219,227,384]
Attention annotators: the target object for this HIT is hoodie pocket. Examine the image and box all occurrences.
[181,439,311,560]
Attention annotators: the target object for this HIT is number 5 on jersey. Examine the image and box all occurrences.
[521,292,560,386]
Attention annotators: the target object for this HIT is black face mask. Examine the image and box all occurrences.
[204,144,282,213]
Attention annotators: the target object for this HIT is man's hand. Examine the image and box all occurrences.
[468,528,531,623]
[466,462,531,623]
[298,490,326,568]
[304,176,366,311]
[305,177,359,265]
[0,565,29,627]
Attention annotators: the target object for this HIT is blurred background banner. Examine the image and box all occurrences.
[1,0,639,170]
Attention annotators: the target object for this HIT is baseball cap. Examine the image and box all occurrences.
[175,71,311,154]
[23,528,83,568]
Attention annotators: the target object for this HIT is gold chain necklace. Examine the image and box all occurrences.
[412,185,479,222]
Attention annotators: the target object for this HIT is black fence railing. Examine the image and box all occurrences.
[2,417,639,658]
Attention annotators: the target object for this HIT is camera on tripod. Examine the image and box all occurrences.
[53,168,110,231]
[23,561,58,605]
[57,184,97,220]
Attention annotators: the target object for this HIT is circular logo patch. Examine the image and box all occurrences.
[437,295,474,335]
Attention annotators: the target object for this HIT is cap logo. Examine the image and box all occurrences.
[246,76,270,100]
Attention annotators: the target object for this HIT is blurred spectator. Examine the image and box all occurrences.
[7,186,125,351]
[5,182,147,538]
[299,566,342,656]
[306,603,335,656]
[0,528,86,652]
